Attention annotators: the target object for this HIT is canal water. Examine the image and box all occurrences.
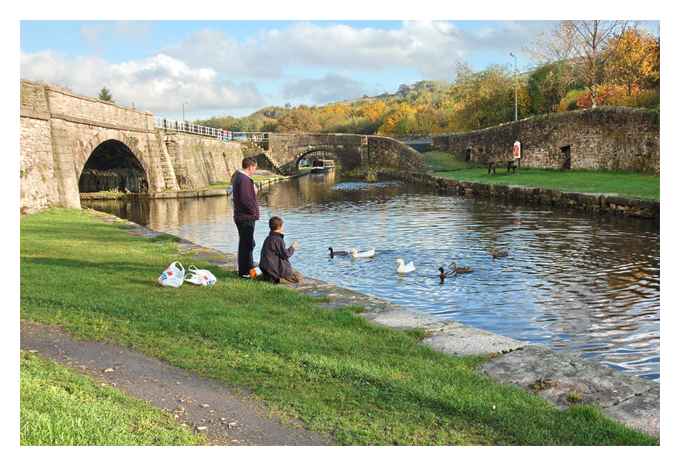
[84,173,660,381]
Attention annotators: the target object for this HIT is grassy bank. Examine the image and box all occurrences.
[422,151,660,201]
[20,351,202,445]
[20,209,657,445]
[208,173,288,191]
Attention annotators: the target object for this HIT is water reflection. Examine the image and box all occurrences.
[84,173,660,381]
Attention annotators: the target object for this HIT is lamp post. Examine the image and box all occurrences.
[182,101,189,122]
[510,52,518,122]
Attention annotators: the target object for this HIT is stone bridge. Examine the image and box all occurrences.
[20,79,424,213]
[259,132,425,176]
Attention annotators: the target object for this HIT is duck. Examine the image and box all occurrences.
[350,248,376,259]
[328,247,350,258]
[396,258,416,274]
[449,261,473,274]
[491,248,509,259]
[438,267,448,284]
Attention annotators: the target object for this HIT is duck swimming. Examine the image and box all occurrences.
[328,247,350,258]
[438,267,448,284]
[350,248,376,259]
[449,261,473,274]
[491,248,509,259]
[396,258,416,274]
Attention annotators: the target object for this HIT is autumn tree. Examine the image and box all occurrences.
[605,28,660,96]
[275,106,322,133]
[529,20,630,108]
[447,64,528,131]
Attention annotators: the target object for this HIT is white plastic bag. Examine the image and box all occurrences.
[185,265,217,287]
[158,261,185,288]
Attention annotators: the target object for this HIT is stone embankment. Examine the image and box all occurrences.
[385,171,659,220]
[87,210,660,439]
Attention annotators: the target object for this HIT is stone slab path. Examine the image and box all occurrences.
[480,346,660,438]
[21,321,333,446]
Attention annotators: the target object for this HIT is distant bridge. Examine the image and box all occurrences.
[20,80,424,212]
[154,118,425,176]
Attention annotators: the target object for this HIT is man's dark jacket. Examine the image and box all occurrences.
[232,171,259,222]
[259,232,295,281]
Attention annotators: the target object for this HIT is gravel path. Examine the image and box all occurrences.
[21,320,333,446]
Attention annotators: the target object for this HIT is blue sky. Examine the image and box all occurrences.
[20,20,659,119]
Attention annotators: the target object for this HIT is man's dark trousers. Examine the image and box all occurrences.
[236,219,256,276]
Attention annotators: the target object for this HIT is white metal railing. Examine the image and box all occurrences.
[155,118,269,143]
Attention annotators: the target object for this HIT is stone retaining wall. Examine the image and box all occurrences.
[385,171,659,220]
[160,131,243,190]
[432,108,659,174]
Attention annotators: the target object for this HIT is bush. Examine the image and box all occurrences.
[558,88,589,111]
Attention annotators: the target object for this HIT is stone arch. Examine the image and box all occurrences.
[295,146,340,169]
[78,138,149,193]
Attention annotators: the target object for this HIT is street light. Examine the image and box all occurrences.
[182,101,189,122]
[510,52,518,122]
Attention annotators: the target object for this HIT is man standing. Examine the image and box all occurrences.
[232,157,259,278]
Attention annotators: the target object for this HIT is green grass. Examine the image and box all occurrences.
[208,174,288,191]
[20,351,203,445]
[422,151,659,201]
[423,151,475,172]
[20,209,657,445]
[206,182,231,190]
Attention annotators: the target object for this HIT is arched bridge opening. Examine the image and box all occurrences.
[296,148,340,170]
[78,140,149,194]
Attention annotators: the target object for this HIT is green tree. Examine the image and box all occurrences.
[527,62,578,114]
[98,87,113,102]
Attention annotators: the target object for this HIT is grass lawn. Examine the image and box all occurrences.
[422,151,660,201]
[20,351,202,445]
[208,174,288,191]
[20,209,657,445]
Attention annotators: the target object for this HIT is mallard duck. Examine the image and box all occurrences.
[449,261,473,274]
[328,247,349,258]
[491,248,509,259]
[350,248,376,259]
[438,267,449,284]
[396,258,416,274]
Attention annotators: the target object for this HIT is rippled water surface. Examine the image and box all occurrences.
[84,173,660,381]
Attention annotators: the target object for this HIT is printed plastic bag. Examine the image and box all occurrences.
[185,265,217,287]
[158,261,185,288]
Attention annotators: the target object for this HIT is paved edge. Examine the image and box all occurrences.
[21,321,333,446]
[80,209,661,439]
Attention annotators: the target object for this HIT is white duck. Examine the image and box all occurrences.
[396,258,416,274]
[350,248,376,259]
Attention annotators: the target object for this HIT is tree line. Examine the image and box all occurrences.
[193,21,659,137]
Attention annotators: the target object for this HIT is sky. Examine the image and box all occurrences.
[20,20,659,120]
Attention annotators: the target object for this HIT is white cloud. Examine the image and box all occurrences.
[164,21,554,80]
[80,21,152,49]
[282,74,367,103]
[20,51,264,113]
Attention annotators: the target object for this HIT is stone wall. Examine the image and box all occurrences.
[387,171,659,220]
[20,116,59,212]
[266,133,424,175]
[368,136,426,172]
[432,108,659,174]
[20,80,248,213]
[160,131,243,189]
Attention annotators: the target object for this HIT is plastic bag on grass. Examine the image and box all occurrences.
[185,265,217,287]
[158,261,185,288]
